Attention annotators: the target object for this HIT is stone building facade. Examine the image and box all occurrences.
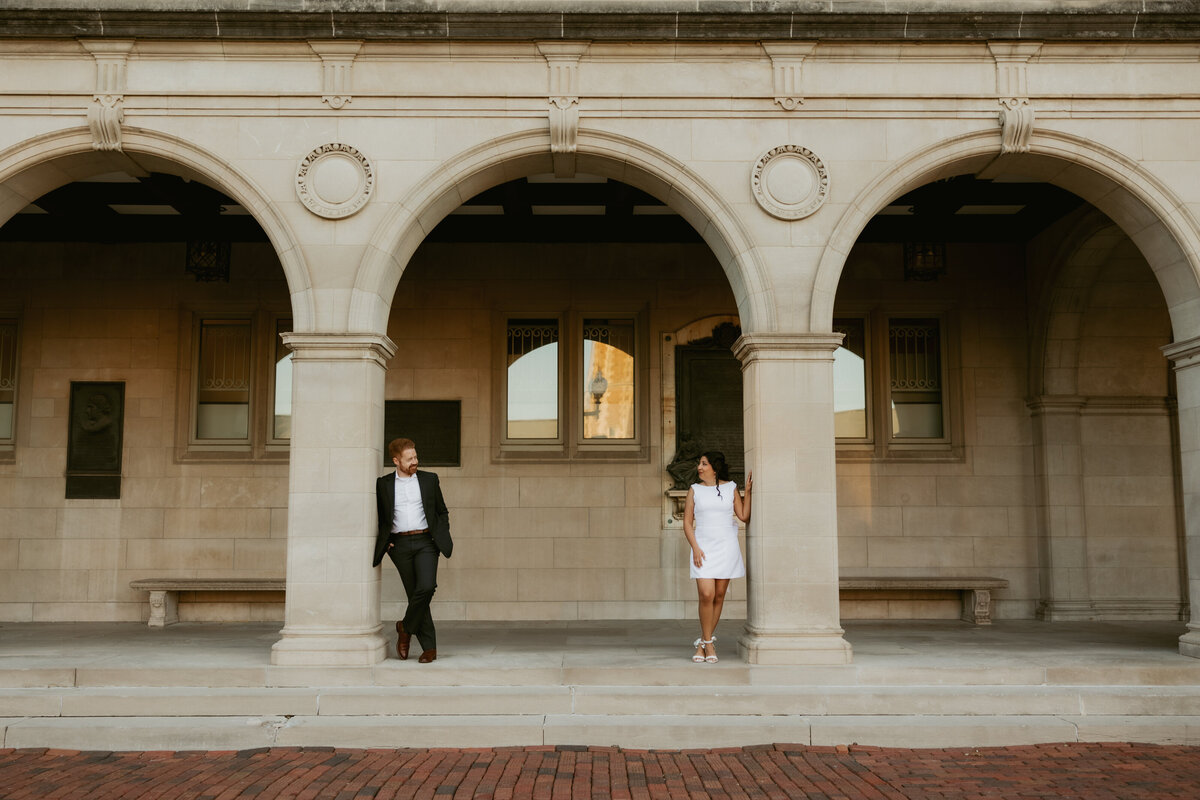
[0,1,1196,666]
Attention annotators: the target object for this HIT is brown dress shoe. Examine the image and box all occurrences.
[395,621,411,661]
[418,648,437,663]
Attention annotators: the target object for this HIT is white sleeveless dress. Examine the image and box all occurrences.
[689,481,746,579]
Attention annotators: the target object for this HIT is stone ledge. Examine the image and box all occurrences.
[2,9,1200,41]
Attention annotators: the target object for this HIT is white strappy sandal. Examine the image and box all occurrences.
[704,635,718,663]
[692,636,718,663]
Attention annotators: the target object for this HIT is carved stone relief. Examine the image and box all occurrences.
[750,145,829,220]
[295,143,375,219]
[762,41,817,111]
[988,42,1042,155]
[80,40,134,152]
[309,40,362,110]
[536,41,590,178]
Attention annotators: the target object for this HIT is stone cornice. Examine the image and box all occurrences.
[3,8,1200,42]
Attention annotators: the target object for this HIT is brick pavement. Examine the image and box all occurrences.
[1,743,1197,799]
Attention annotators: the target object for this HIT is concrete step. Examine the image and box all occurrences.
[4,714,1199,750]
[6,661,1200,689]
[5,684,1200,721]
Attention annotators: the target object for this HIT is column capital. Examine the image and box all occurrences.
[1162,336,1200,369]
[732,332,844,365]
[281,332,396,368]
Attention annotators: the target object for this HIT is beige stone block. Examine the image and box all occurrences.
[623,477,665,508]
[28,569,91,603]
[1081,445,1173,478]
[586,507,662,538]
[162,508,255,539]
[518,477,625,508]
[442,538,553,570]
[437,568,518,602]
[901,506,1009,538]
[867,537,975,569]
[1088,567,1181,600]
[972,446,1034,476]
[125,540,236,571]
[0,571,39,603]
[18,539,121,571]
[974,368,1026,398]
[1084,506,1179,539]
[442,477,521,508]
[836,505,903,538]
[973,536,1037,568]
[0,509,57,539]
[234,539,286,572]
[200,477,288,509]
[516,568,626,602]
[11,474,65,506]
[1086,535,1180,569]
[553,537,660,570]
[935,476,1034,507]
[1082,476,1175,507]
[32,602,143,622]
[836,476,937,507]
[838,536,867,569]
[1080,415,1172,446]
[481,507,590,539]
[622,567,678,602]
[121,478,201,509]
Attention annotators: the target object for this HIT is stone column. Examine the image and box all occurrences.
[1027,396,1093,620]
[1162,337,1200,658]
[271,332,396,667]
[733,333,853,665]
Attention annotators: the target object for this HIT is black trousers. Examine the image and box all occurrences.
[387,532,439,651]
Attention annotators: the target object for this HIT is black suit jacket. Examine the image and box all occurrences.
[373,470,453,567]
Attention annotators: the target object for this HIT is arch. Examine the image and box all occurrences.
[351,127,773,335]
[811,129,1200,342]
[1027,209,1127,398]
[0,126,314,329]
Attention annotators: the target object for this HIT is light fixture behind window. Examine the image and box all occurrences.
[185,240,231,282]
[903,242,947,282]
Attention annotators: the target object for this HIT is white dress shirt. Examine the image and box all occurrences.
[392,472,429,533]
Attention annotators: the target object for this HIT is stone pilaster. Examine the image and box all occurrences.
[271,332,396,667]
[1162,337,1200,658]
[1027,396,1092,621]
[732,333,853,665]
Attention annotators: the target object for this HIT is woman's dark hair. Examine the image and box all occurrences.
[702,451,731,496]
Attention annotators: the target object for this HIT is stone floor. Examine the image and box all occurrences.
[2,619,1199,750]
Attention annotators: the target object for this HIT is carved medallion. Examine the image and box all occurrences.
[750,144,829,220]
[295,143,375,219]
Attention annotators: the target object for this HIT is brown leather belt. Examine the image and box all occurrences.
[392,528,429,537]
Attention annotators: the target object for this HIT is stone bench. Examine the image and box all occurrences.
[129,578,285,628]
[839,577,1009,625]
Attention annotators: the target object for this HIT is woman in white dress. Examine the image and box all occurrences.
[682,451,752,663]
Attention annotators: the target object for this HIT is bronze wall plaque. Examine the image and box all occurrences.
[384,400,461,467]
[66,381,125,499]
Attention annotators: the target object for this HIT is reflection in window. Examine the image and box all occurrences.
[582,319,635,439]
[889,317,943,438]
[196,319,251,440]
[507,319,559,439]
[833,318,867,439]
[0,320,16,440]
[273,318,292,440]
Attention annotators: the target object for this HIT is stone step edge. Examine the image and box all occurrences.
[3,714,1199,749]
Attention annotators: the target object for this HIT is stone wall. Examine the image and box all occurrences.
[0,241,291,622]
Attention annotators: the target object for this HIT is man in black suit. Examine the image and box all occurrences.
[374,437,453,663]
